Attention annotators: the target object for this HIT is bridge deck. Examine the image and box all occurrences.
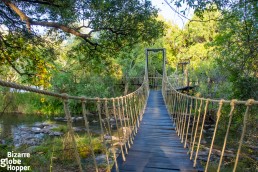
[113,90,199,172]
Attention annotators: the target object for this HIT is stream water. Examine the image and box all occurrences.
[0,113,101,147]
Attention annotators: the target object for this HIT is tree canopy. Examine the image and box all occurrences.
[165,0,257,100]
[0,0,164,86]
[1,0,163,46]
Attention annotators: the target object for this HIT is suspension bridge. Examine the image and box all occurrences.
[0,48,257,172]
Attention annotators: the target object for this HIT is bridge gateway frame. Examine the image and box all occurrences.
[145,48,166,76]
[145,48,166,89]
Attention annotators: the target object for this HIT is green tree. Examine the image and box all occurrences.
[0,32,56,87]
[212,1,258,99]
[166,0,257,99]
[0,0,164,86]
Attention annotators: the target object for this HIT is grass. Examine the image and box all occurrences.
[1,126,108,171]
[8,133,107,171]
[76,135,104,158]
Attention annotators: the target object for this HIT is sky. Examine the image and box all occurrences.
[0,1,193,32]
[150,0,193,29]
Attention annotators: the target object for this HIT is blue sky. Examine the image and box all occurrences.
[150,0,193,28]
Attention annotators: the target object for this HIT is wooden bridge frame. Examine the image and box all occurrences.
[145,48,166,78]
[145,48,166,90]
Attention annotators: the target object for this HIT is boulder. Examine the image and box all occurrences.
[31,127,42,134]
[49,132,63,136]
[73,127,84,132]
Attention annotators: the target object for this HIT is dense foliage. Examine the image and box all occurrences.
[0,0,164,86]
[165,0,257,100]
[0,0,257,112]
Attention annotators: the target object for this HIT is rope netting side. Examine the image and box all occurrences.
[162,75,258,172]
[0,74,149,172]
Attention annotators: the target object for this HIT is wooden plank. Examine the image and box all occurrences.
[112,90,201,172]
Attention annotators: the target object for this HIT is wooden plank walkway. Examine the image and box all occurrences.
[112,90,199,172]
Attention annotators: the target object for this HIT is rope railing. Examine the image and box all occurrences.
[162,74,258,172]
[0,72,149,172]
[168,73,185,89]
